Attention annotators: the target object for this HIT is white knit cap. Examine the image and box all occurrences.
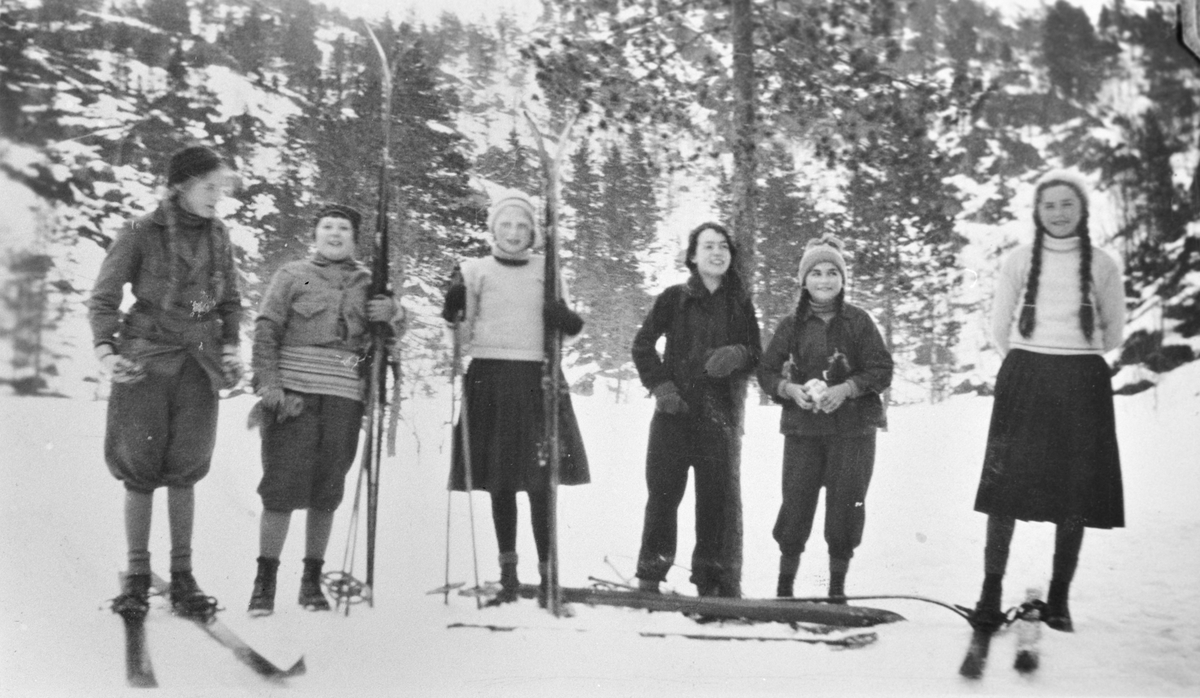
[1036,168,1091,204]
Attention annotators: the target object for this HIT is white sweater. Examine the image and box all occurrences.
[460,255,571,362]
[991,235,1125,356]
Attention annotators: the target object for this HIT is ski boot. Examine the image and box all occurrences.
[777,554,800,598]
[299,558,330,611]
[969,573,1007,631]
[828,557,849,604]
[486,552,520,607]
[113,573,151,622]
[1044,579,1073,632]
[248,557,280,617]
[170,570,219,621]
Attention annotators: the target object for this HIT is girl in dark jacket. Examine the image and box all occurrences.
[90,145,244,621]
[247,204,404,615]
[969,169,1125,632]
[757,234,893,599]
[441,191,590,606]
[632,222,762,598]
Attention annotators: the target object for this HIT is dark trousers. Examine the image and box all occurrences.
[258,392,364,512]
[636,413,730,585]
[105,357,217,493]
[773,433,876,560]
[491,490,551,563]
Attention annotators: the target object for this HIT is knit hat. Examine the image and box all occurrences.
[314,203,363,239]
[486,192,542,250]
[1035,168,1091,207]
[166,145,225,187]
[797,233,848,282]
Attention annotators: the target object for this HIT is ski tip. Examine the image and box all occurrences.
[426,582,466,595]
[284,656,307,678]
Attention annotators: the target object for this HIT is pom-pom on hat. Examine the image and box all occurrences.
[486,192,542,249]
[797,233,848,282]
[166,145,225,187]
[313,203,363,239]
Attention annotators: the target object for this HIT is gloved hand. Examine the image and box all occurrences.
[653,381,688,415]
[221,345,244,388]
[97,345,145,384]
[543,299,584,336]
[442,284,466,323]
[367,294,400,323]
[257,386,304,422]
[816,382,854,414]
[780,381,814,411]
[704,345,749,378]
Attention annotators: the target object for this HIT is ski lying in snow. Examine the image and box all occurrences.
[149,574,306,681]
[115,574,156,688]
[447,622,876,647]
[475,582,905,627]
[640,629,877,648]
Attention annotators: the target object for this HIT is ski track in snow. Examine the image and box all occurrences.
[1,362,1199,697]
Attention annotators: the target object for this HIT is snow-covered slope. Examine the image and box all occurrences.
[2,361,1199,696]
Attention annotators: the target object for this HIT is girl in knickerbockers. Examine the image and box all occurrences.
[247,204,404,615]
[969,169,1126,632]
[631,222,762,598]
[756,234,893,600]
[91,144,244,621]
[441,191,590,606]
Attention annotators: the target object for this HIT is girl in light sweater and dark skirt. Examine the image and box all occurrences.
[441,192,590,606]
[970,169,1126,632]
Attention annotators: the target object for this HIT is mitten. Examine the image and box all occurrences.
[543,299,584,336]
[653,381,688,415]
[703,345,749,378]
[97,345,145,384]
[221,346,244,388]
[366,294,400,323]
[442,284,466,323]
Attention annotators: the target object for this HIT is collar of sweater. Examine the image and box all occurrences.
[311,253,360,270]
[1041,234,1082,253]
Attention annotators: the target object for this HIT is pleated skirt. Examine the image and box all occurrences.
[974,349,1124,529]
[449,359,590,493]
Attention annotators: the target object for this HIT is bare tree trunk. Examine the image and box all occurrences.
[730,0,758,290]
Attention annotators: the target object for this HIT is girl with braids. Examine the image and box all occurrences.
[757,234,893,600]
[90,145,244,621]
[632,222,762,598]
[970,169,1126,632]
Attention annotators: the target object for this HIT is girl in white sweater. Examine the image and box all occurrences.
[970,169,1126,633]
[441,192,590,605]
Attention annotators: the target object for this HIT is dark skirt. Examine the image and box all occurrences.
[974,349,1124,529]
[449,359,590,493]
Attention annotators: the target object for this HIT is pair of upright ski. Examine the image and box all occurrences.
[116,574,306,688]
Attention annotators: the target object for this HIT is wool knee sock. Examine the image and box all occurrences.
[167,486,194,573]
[306,509,335,560]
[124,489,154,575]
[259,509,292,561]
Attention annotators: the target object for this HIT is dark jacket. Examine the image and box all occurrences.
[88,199,241,390]
[758,302,893,436]
[632,274,762,432]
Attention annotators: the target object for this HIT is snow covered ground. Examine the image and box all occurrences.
[2,361,1199,697]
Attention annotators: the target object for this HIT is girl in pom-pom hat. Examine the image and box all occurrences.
[756,233,894,601]
[968,169,1126,632]
[89,144,244,621]
[631,222,762,598]
[246,203,405,615]
[441,190,591,607]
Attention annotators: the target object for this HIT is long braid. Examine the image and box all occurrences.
[1017,225,1045,339]
[1077,212,1095,341]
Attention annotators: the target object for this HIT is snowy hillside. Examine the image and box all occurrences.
[2,359,1198,697]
